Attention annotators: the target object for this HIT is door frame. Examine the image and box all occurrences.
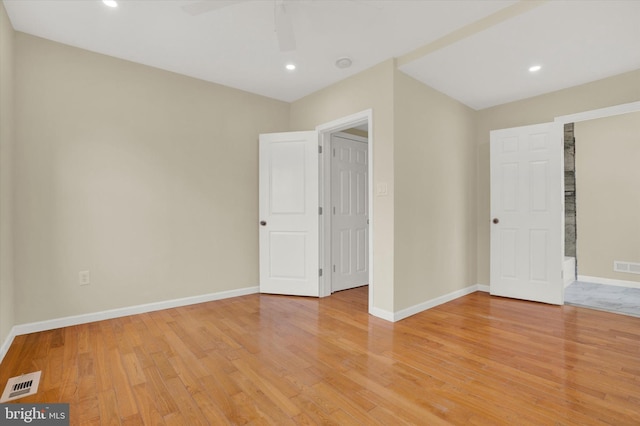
[316,110,373,309]
[554,101,640,127]
[554,100,640,297]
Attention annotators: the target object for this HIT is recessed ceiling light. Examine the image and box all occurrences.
[285,64,296,71]
[335,57,353,69]
[103,0,118,8]
[529,65,542,73]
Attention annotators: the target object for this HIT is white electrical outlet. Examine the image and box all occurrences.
[79,270,90,286]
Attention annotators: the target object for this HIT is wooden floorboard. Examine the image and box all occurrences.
[2,286,639,425]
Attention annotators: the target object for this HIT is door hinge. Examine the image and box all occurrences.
[319,268,323,277]
[318,145,323,154]
[319,207,323,215]
[333,265,336,272]
[333,148,336,157]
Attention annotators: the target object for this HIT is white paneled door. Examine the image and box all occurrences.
[259,131,319,296]
[490,122,563,305]
[331,133,369,292]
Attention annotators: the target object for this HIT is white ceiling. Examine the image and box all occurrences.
[400,1,640,109]
[4,0,640,109]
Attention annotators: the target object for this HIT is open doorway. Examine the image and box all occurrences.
[317,110,373,311]
[558,103,640,316]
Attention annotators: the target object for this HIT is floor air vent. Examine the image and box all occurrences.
[0,371,41,402]
[614,261,640,275]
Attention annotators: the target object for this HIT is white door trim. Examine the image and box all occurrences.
[316,110,373,313]
[554,101,640,125]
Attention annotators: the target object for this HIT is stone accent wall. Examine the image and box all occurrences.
[564,123,576,257]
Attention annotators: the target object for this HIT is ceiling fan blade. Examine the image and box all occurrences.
[181,0,247,16]
[274,2,296,52]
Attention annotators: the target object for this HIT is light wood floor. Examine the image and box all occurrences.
[2,286,639,425]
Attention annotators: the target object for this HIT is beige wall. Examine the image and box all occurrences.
[476,70,640,285]
[0,4,15,345]
[575,112,640,283]
[13,33,289,324]
[6,20,639,332]
[5,31,479,328]
[290,64,478,313]
[394,71,476,310]
[290,59,396,313]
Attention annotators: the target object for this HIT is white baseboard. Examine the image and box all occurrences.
[0,327,18,366]
[393,284,483,322]
[476,284,490,293]
[369,306,395,322]
[2,283,491,362]
[577,275,640,290]
[0,285,259,365]
[563,257,576,287]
